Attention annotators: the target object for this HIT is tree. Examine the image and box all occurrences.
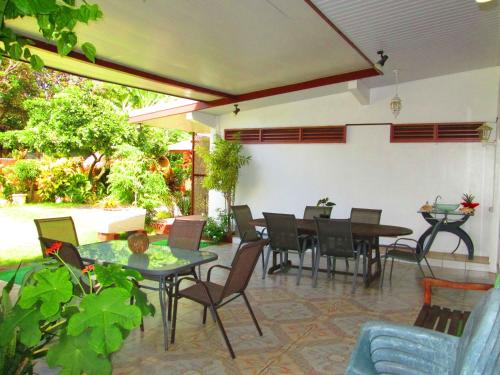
[18,84,134,190]
[197,136,250,232]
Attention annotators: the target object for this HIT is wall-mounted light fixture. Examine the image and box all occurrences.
[476,123,496,145]
[233,104,240,116]
[374,50,389,72]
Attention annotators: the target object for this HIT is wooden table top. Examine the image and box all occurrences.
[249,218,412,238]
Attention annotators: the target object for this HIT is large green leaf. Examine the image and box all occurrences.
[0,305,42,347]
[47,333,111,375]
[94,264,143,292]
[67,288,141,354]
[81,42,96,63]
[131,286,155,317]
[18,267,73,318]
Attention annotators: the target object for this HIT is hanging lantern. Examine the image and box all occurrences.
[390,94,402,118]
[390,70,402,118]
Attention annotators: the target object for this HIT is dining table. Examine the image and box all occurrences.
[78,240,218,350]
[249,218,413,287]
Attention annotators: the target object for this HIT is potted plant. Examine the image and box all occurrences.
[2,160,40,205]
[151,208,175,235]
[316,197,336,218]
[0,243,154,375]
[197,136,250,235]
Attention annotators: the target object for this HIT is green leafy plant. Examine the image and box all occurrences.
[36,157,91,203]
[173,190,191,216]
[0,243,154,374]
[1,0,102,70]
[203,209,230,243]
[2,159,40,200]
[316,197,336,207]
[197,135,250,232]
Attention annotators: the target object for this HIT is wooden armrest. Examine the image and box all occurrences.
[423,277,493,305]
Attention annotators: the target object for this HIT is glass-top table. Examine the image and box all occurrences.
[78,240,218,350]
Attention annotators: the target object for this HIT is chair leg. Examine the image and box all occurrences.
[389,258,395,282]
[326,256,331,277]
[380,255,388,288]
[417,260,426,277]
[345,258,349,271]
[352,255,360,293]
[170,293,179,344]
[167,285,173,322]
[202,306,208,324]
[212,305,236,359]
[332,256,337,276]
[313,250,321,288]
[423,256,435,278]
[262,245,272,279]
[261,250,265,275]
[297,250,305,286]
[242,292,262,336]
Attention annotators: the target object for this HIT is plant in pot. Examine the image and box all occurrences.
[203,209,231,243]
[316,197,336,218]
[2,160,40,204]
[0,242,154,375]
[151,208,174,235]
[196,135,250,234]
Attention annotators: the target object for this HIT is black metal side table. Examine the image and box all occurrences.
[417,210,474,259]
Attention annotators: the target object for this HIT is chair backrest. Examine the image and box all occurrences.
[350,208,382,224]
[34,217,79,254]
[39,237,85,269]
[222,239,267,298]
[314,218,356,257]
[231,205,260,241]
[263,212,300,251]
[303,206,332,220]
[168,219,205,250]
[454,288,500,374]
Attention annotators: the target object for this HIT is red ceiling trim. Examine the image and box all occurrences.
[303,0,375,67]
[129,68,380,122]
[209,68,379,106]
[28,38,234,100]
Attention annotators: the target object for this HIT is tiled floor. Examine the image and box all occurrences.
[30,242,494,374]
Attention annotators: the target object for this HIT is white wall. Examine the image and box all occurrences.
[213,67,500,270]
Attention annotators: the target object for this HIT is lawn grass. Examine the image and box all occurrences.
[0,203,103,267]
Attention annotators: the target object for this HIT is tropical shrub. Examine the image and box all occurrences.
[2,159,40,200]
[37,158,91,203]
[203,209,231,243]
[0,243,154,375]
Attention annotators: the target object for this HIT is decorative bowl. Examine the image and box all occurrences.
[127,232,149,253]
[435,203,460,212]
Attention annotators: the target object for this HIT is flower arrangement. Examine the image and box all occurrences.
[0,242,155,375]
[460,193,479,215]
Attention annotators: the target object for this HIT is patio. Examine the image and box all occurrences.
[20,242,492,375]
[1,1,499,374]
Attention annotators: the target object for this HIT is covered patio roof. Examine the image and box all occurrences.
[6,0,377,105]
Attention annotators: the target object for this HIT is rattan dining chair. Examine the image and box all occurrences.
[313,218,364,291]
[231,205,266,271]
[170,239,267,358]
[262,212,313,285]
[34,216,79,254]
[303,205,333,220]
[380,219,443,288]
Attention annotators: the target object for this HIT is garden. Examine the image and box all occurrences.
[0,59,202,265]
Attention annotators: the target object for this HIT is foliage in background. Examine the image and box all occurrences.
[197,136,250,232]
[21,84,133,191]
[173,191,191,216]
[107,145,171,223]
[37,157,91,203]
[203,209,231,243]
[0,0,102,70]
[0,247,154,375]
[1,159,39,199]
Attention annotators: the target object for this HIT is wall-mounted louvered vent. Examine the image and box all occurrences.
[391,123,481,143]
[224,126,346,144]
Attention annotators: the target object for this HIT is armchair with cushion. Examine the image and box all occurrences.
[346,286,500,374]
